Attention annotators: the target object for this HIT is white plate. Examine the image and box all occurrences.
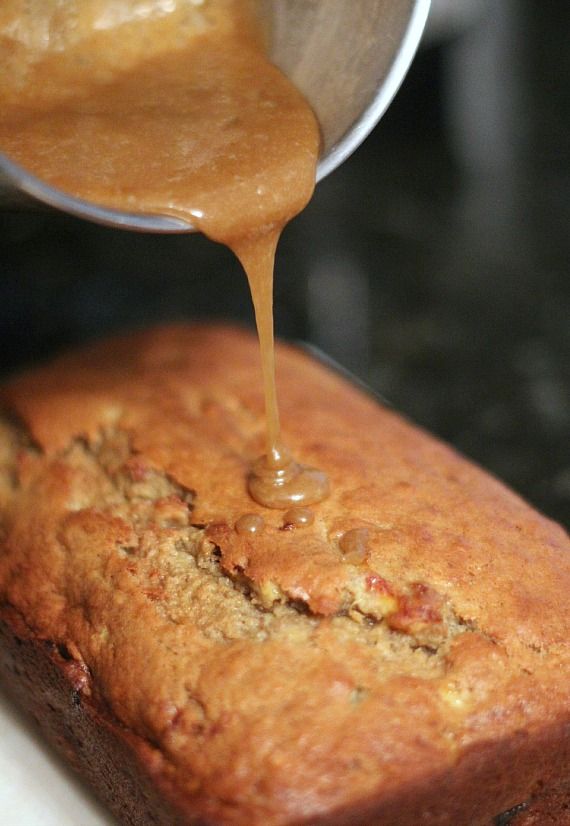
[0,689,115,825]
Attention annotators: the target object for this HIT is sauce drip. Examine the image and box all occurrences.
[235,234,330,508]
[235,513,265,536]
[282,507,314,529]
[339,528,370,565]
[0,0,330,510]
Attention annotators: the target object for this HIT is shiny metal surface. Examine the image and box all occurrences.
[270,0,431,182]
[0,155,192,232]
[0,0,430,232]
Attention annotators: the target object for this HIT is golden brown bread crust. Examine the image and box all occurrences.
[0,323,568,825]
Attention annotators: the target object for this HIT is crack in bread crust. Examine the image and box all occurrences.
[1,416,458,659]
[14,415,485,668]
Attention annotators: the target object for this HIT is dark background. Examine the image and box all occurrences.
[0,0,568,526]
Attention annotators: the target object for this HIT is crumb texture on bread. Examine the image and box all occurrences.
[0,324,568,826]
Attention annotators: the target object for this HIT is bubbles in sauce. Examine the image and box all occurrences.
[0,0,330,511]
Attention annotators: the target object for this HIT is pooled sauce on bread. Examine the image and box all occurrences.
[282,507,314,529]
[339,527,370,565]
[0,0,329,508]
[235,513,265,536]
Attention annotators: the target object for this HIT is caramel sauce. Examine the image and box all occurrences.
[0,0,330,510]
[235,513,265,536]
[249,448,329,510]
[282,507,314,529]
[339,528,370,565]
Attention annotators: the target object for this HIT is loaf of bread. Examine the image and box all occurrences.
[0,324,568,826]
